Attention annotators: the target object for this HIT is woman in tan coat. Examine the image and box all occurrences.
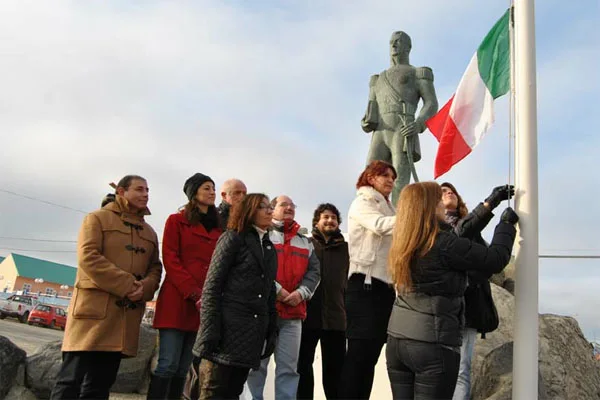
[50,175,162,400]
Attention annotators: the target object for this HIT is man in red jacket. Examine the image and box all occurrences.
[246,195,321,400]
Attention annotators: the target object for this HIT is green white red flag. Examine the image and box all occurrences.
[427,9,511,178]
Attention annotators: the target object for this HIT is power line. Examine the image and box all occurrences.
[0,236,77,243]
[0,247,77,253]
[0,188,88,214]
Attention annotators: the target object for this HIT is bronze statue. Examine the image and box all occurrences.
[362,31,439,205]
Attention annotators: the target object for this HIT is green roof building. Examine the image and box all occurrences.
[0,253,76,297]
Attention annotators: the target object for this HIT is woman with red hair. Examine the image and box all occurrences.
[338,160,398,399]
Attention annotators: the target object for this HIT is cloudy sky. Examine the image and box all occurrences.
[1,1,598,338]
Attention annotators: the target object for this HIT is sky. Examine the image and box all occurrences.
[1,1,599,338]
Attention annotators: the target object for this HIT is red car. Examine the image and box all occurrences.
[27,304,67,330]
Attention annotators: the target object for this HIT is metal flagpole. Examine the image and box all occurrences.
[512,0,540,398]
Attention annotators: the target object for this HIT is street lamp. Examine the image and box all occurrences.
[60,285,69,290]
[34,278,44,284]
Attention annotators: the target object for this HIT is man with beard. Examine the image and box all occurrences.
[297,203,349,399]
[217,178,247,230]
[246,195,321,400]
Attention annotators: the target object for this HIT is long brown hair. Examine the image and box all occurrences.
[356,160,397,189]
[389,182,443,292]
[228,193,269,233]
[441,182,468,218]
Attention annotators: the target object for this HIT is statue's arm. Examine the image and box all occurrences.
[361,74,379,133]
[415,67,439,133]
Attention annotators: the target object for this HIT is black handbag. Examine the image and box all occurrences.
[464,280,499,338]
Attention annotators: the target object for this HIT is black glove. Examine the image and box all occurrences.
[500,207,519,225]
[485,185,515,209]
[261,330,278,359]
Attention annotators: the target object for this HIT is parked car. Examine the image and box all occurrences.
[0,294,38,323]
[27,304,67,330]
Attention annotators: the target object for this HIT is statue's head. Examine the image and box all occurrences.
[389,31,412,58]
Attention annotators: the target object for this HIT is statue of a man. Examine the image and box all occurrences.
[362,31,439,205]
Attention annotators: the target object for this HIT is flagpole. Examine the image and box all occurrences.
[512,0,540,398]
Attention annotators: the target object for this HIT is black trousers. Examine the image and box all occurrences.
[338,273,395,399]
[338,339,385,399]
[297,328,346,399]
[386,337,460,400]
[198,359,249,400]
[50,351,122,400]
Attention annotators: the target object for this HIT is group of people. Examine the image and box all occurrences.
[47,159,518,400]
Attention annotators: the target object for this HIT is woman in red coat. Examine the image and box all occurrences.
[147,173,222,400]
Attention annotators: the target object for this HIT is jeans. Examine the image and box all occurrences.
[297,328,346,399]
[386,338,460,400]
[246,318,302,400]
[50,351,122,400]
[154,328,197,378]
[452,328,477,400]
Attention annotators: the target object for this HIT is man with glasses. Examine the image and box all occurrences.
[218,178,247,230]
[246,195,321,400]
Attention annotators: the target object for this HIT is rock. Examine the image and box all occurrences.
[110,325,158,394]
[473,314,600,399]
[5,385,37,400]
[25,325,158,398]
[0,336,27,400]
[472,283,515,385]
[472,341,548,399]
[538,315,600,399]
[26,340,62,399]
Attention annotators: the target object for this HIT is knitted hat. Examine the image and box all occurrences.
[183,173,214,201]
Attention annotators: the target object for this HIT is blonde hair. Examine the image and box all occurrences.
[389,182,443,292]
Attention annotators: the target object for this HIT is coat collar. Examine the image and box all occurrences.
[357,186,390,204]
[104,195,150,221]
[311,228,346,247]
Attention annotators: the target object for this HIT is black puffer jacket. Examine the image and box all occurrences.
[192,229,278,369]
[387,220,516,347]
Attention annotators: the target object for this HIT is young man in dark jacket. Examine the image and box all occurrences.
[297,203,349,399]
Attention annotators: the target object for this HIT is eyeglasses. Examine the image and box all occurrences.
[277,202,297,210]
[258,204,275,211]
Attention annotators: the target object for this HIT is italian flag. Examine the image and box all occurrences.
[427,10,510,178]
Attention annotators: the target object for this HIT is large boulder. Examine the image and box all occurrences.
[5,385,37,400]
[473,314,600,399]
[0,336,27,400]
[26,340,62,399]
[111,325,158,394]
[25,325,158,398]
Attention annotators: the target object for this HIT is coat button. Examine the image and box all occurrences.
[254,314,258,318]
[258,294,262,298]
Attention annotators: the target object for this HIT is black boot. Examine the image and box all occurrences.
[167,376,187,400]
[146,374,171,400]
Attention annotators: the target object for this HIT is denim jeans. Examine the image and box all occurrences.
[154,328,197,378]
[246,318,302,400]
[386,337,460,400]
[452,328,477,400]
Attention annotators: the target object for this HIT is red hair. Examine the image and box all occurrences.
[356,160,397,189]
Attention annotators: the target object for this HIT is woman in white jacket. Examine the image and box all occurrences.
[338,160,397,399]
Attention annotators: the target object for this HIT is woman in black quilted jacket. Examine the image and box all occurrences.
[441,182,514,400]
[192,193,278,399]
[386,182,519,400]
